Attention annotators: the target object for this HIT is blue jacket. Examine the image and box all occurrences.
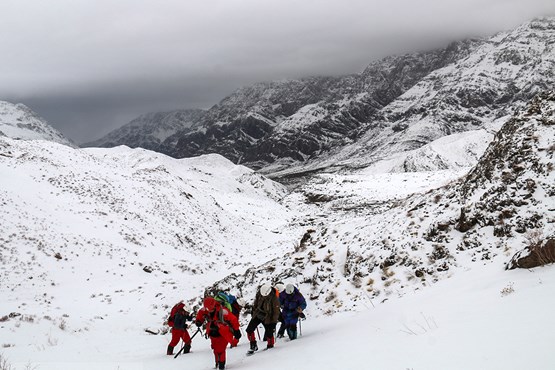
[279,288,307,325]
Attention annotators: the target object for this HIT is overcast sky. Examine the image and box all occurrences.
[1,0,554,143]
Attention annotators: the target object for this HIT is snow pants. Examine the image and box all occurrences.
[210,325,238,364]
[169,328,191,347]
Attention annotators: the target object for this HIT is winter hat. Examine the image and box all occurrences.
[285,284,295,294]
[260,284,272,297]
[275,282,285,293]
[203,297,218,311]
[236,298,246,307]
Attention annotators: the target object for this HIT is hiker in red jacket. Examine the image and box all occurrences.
[167,301,194,355]
[195,296,241,370]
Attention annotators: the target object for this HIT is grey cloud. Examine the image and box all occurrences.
[0,0,554,142]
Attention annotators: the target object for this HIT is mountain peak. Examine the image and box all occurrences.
[0,100,74,146]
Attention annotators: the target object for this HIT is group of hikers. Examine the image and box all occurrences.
[166,282,307,369]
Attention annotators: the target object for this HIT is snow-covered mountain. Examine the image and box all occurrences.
[163,39,481,171]
[0,100,73,146]
[83,109,205,152]
[311,17,555,172]
[208,91,555,316]
[89,17,554,178]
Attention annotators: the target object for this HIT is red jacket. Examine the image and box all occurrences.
[196,305,239,338]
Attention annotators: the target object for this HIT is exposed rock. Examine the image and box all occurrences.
[507,239,555,269]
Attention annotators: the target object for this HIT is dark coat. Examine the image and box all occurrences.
[252,289,280,324]
[279,288,307,325]
[170,307,193,330]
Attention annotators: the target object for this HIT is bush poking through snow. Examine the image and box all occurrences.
[0,354,13,370]
[58,319,67,331]
[500,282,515,297]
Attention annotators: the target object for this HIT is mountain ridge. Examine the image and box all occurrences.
[86,17,555,180]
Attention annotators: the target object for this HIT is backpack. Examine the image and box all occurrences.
[214,292,236,312]
[168,302,184,326]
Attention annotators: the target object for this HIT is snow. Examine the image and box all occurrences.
[3,260,554,370]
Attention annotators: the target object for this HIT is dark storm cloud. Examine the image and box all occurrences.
[1,0,554,143]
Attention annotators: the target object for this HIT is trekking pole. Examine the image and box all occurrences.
[299,318,302,337]
[174,327,201,359]
[256,327,261,340]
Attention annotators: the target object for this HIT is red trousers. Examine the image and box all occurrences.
[169,328,191,347]
[210,325,238,363]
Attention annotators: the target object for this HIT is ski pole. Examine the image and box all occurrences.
[190,327,202,340]
[174,327,201,359]
[299,318,302,337]
[256,327,261,340]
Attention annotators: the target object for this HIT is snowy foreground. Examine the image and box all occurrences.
[2,263,554,370]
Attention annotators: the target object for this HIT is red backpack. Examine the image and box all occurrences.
[168,302,185,327]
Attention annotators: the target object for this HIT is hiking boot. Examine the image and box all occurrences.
[183,343,191,353]
[218,361,226,370]
[287,328,298,340]
[166,345,174,355]
[250,341,258,351]
[266,336,275,349]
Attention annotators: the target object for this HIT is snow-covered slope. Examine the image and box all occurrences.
[2,261,553,370]
[0,101,73,146]
[209,91,555,318]
[83,109,205,152]
[0,138,304,340]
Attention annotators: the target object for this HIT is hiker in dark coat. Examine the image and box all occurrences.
[279,284,307,340]
[245,283,281,353]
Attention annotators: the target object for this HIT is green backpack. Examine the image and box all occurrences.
[214,292,235,312]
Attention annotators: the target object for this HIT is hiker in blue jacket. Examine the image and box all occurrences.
[278,284,307,340]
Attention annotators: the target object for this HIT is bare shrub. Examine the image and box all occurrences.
[0,353,14,370]
[433,194,442,204]
[19,315,35,323]
[500,282,515,297]
[23,362,38,370]
[324,291,337,303]
[58,319,67,331]
[47,333,58,346]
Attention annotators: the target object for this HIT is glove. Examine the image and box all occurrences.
[299,312,306,319]
[234,329,242,339]
[195,320,203,327]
